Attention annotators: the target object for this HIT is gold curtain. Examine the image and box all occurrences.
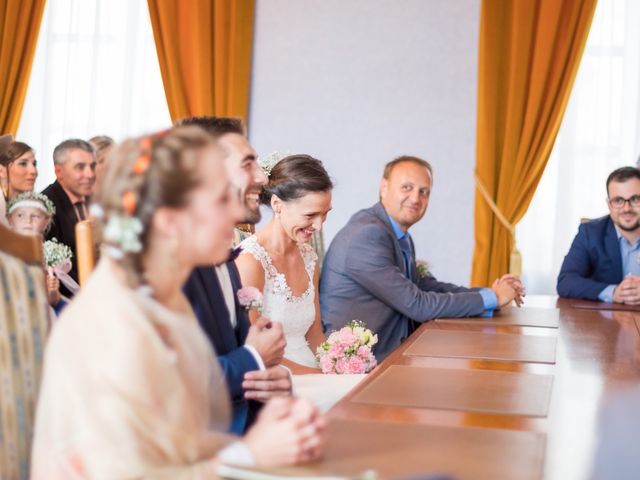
[147,0,255,123]
[0,0,46,135]
[471,0,597,286]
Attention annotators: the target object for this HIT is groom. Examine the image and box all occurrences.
[320,156,524,361]
[180,117,290,434]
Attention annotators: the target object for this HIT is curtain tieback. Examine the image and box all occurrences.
[474,172,522,276]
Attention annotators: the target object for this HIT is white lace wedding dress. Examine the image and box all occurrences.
[239,235,364,411]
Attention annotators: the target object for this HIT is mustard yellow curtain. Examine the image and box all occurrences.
[147,0,255,123]
[0,0,46,135]
[471,0,597,286]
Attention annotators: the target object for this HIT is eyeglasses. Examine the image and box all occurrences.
[608,195,640,209]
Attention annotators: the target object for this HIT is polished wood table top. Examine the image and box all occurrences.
[308,296,640,480]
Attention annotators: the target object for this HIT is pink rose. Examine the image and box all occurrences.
[346,356,366,374]
[319,355,335,374]
[357,346,371,358]
[328,343,346,358]
[338,327,357,345]
[334,357,349,374]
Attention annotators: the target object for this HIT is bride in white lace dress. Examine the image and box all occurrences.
[236,154,364,410]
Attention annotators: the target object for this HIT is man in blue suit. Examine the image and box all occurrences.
[557,166,640,303]
[320,156,523,361]
[181,117,290,434]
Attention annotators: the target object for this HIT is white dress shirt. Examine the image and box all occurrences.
[214,264,265,370]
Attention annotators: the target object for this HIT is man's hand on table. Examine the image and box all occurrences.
[243,365,292,402]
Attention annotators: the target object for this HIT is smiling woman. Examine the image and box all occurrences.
[0,141,38,199]
[238,154,334,370]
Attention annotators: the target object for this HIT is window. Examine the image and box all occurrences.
[17,0,171,191]
[517,0,640,294]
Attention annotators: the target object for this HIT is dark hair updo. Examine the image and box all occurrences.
[259,154,333,206]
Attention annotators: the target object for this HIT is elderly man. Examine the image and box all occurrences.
[42,139,96,295]
[557,166,640,304]
[320,156,523,361]
[179,117,291,434]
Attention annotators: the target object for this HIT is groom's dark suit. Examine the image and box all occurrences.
[320,202,486,361]
[183,260,261,434]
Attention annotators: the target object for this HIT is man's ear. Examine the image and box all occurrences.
[54,163,62,180]
[379,178,389,202]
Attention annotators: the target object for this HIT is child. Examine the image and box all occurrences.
[7,192,66,312]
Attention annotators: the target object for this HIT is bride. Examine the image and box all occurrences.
[236,154,365,409]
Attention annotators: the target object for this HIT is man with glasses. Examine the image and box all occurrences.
[558,166,640,303]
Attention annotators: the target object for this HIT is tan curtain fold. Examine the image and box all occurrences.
[147,0,255,123]
[471,0,598,286]
[0,0,46,135]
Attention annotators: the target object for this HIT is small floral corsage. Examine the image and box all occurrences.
[237,286,264,314]
[416,259,431,280]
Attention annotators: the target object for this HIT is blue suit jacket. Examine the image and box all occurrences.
[183,261,261,434]
[557,216,623,300]
[319,202,485,361]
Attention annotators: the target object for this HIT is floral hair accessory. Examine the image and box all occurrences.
[103,214,143,255]
[133,136,152,174]
[257,151,288,177]
[122,191,138,215]
[7,191,56,216]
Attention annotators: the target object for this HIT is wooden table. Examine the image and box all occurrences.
[303,296,640,480]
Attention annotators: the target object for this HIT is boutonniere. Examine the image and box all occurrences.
[237,286,264,314]
[416,259,431,280]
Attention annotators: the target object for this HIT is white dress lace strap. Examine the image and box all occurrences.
[240,236,316,302]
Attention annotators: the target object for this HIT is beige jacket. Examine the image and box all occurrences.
[31,259,233,479]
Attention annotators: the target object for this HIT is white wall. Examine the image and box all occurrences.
[248,0,481,285]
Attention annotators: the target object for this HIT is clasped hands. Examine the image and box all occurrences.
[243,316,292,401]
[491,274,525,308]
[613,275,640,305]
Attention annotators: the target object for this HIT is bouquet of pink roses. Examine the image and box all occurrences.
[316,320,378,374]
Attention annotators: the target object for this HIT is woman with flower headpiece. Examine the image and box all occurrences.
[236,154,366,410]
[31,127,326,478]
[6,191,69,313]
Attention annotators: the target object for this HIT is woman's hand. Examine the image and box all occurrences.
[242,397,326,466]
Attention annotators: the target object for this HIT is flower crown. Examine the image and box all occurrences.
[257,151,289,177]
[7,191,56,216]
[91,132,167,258]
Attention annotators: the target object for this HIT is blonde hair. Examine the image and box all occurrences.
[89,135,115,155]
[91,126,214,286]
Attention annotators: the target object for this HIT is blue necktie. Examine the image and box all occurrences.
[398,236,414,279]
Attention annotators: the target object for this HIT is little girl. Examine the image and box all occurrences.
[7,191,67,312]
